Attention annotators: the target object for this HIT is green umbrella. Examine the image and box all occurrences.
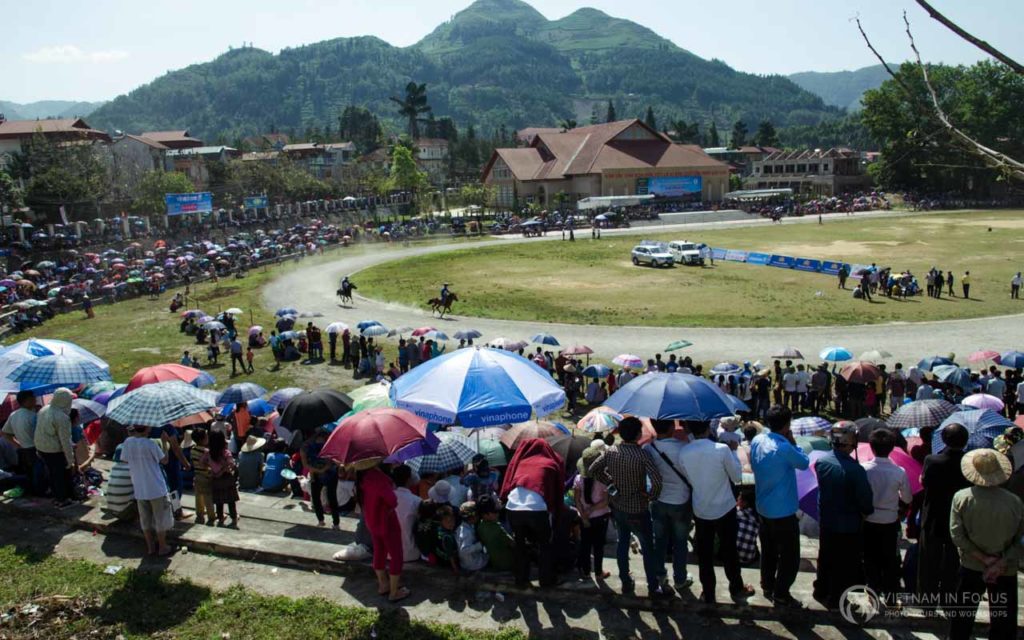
[795,435,831,454]
[348,382,393,412]
[665,340,693,352]
[126,277,144,284]
[476,438,508,467]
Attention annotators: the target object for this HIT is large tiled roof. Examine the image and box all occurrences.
[0,117,110,141]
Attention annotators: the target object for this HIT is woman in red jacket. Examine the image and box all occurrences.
[358,466,408,601]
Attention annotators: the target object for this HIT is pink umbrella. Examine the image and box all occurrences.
[411,326,436,337]
[962,393,1005,412]
[856,442,923,494]
[562,344,594,356]
[612,354,644,369]
[968,350,1001,364]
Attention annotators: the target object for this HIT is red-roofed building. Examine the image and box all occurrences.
[0,116,110,170]
[483,119,729,208]
[139,129,204,150]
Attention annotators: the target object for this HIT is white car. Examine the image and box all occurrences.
[631,245,674,268]
[668,241,705,266]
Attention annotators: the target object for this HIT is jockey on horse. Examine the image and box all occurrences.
[337,276,357,304]
[440,282,450,307]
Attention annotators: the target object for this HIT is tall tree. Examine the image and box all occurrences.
[131,170,194,215]
[753,120,780,147]
[337,105,382,154]
[388,145,429,213]
[707,121,721,147]
[21,133,108,222]
[560,118,577,132]
[589,104,600,125]
[389,82,432,140]
[605,100,617,123]
[0,170,23,215]
[730,119,748,148]
[644,106,657,131]
[670,119,700,144]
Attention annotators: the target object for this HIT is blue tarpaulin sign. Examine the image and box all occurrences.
[165,192,212,216]
[746,252,770,266]
[724,249,748,262]
[794,258,822,273]
[821,261,848,276]
[711,247,727,260]
[768,255,796,269]
[244,196,269,209]
[648,176,703,196]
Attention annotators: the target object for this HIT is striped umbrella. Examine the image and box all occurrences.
[934,409,1014,453]
[887,398,957,431]
[107,381,217,427]
[791,416,832,437]
[577,407,622,433]
[217,382,267,406]
[406,432,478,475]
[9,353,111,387]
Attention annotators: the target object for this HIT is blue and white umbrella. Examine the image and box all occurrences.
[357,320,382,330]
[269,387,304,410]
[604,373,737,421]
[107,381,217,427]
[999,350,1024,369]
[72,398,107,423]
[390,347,566,427]
[203,320,227,332]
[710,362,742,376]
[219,397,276,418]
[427,330,450,342]
[9,353,111,388]
[531,333,560,346]
[454,329,482,341]
[217,382,267,406]
[275,307,298,317]
[791,416,832,437]
[918,355,955,371]
[582,364,611,378]
[361,324,389,337]
[0,339,108,392]
[406,432,478,475]
[819,346,853,363]
[934,409,1014,453]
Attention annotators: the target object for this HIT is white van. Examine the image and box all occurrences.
[668,241,704,266]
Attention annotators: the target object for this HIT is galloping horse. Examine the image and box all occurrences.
[428,292,458,318]
[336,285,355,307]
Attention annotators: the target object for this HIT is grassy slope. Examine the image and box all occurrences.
[0,546,523,640]
[358,211,1024,328]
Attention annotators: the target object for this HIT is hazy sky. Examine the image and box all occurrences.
[3,0,1020,103]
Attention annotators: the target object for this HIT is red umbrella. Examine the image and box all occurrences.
[321,408,437,469]
[856,443,923,494]
[126,363,209,392]
[840,361,881,384]
[968,350,1002,364]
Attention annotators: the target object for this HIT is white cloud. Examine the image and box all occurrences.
[22,45,128,64]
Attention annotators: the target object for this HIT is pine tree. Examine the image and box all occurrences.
[708,121,720,147]
[644,106,657,131]
[753,120,780,148]
[605,100,617,123]
[730,119,748,148]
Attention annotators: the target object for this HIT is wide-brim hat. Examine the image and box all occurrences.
[241,434,266,453]
[961,448,1012,487]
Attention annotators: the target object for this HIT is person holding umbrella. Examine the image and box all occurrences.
[301,429,340,529]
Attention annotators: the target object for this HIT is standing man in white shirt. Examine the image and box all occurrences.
[678,420,754,604]
[391,464,423,562]
[1011,272,1021,300]
[861,429,911,604]
[782,366,798,412]
[794,365,810,413]
[1,391,38,495]
[643,419,693,593]
[120,425,174,557]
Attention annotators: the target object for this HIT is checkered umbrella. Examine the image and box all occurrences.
[9,353,111,387]
[934,409,1014,453]
[791,416,832,437]
[406,432,478,475]
[886,399,957,431]
[107,381,217,427]
[217,382,267,406]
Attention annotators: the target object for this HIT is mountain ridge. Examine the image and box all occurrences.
[787,64,890,112]
[88,0,841,141]
[0,99,107,121]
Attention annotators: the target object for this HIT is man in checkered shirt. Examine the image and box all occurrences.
[589,417,663,597]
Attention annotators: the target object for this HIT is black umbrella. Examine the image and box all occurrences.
[279,389,353,434]
[544,434,592,475]
[854,417,908,450]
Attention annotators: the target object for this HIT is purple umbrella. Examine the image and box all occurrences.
[795,451,830,520]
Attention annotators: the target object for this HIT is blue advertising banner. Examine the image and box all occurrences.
[711,247,727,260]
[793,258,822,273]
[724,249,748,262]
[243,196,269,209]
[746,252,770,266]
[820,261,848,276]
[648,176,702,196]
[768,254,796,269]
[165,192,213,216]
